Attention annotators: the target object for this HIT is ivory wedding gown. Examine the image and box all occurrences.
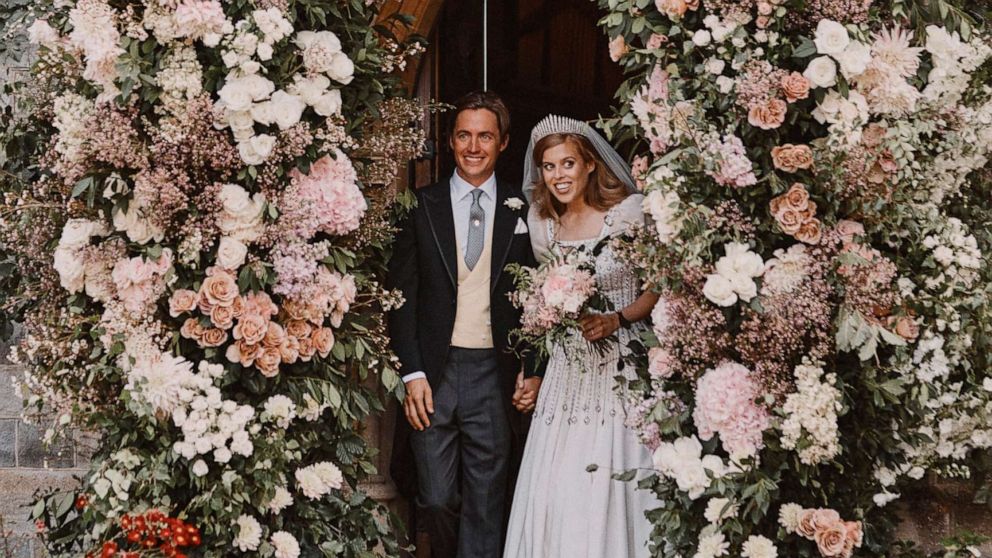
[504,194,659,558]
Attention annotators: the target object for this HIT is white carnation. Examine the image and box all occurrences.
[268,486,294,513]
[234,515,262,551]
[271,531,300,558]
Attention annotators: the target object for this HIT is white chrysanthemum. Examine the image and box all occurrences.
[693,529,729,558]
[778,502,804,533]
[762,244,810,295]
[741,534,778,558]
[295,466,326,499]
[234,515,262,551]
[313,461,344,490]
[126,353,196,415]
[263,395,298,428]
[271,531,301,558]
[872,27,923,78]
[703,497,738,523]
[268,486,294,514]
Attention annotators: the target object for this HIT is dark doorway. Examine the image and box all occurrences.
[415,0,624,188]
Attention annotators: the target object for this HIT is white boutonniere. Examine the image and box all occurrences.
[504,197,524,211]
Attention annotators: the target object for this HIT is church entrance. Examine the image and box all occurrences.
[403,0,624,188]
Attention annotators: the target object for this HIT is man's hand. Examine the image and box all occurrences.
[512,371,542,413]
[404,378,434,431]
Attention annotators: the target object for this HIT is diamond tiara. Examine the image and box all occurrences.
[530,114,590,143]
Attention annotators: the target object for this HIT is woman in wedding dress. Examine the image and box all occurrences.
[504,115,660,558]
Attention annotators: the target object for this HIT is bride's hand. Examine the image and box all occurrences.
[580,313,619,342]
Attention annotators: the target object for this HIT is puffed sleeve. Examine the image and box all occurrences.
[607,193,647,237]
[527,203,554,264]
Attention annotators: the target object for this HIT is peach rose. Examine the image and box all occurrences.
[656,0,687,18]
[286,319,313,339]
[797,508,818,539]
[180,318,207,341]
[748,98,788,130]
[262,321,287,348]
[813,508,842,529]
[297,336,316,362]
[312,327,335,358]
[201,328,228,347]
[210,304,236,330]
[845,521,863,549]
[801,201,818,221]
[233,313,268,345]
[201,272,239,308]
[784,183,811,211]
[280,336,300,364]
[243,291,278,317]
[769,196,785,216]
[609,35,629,62]
[771,144,814,173]
[781,71,811,102]
[815,521,850,558]
[835,220,865,244]
[756,15,771,28]
[169,290,198,317]
[236,339,261,365]
[197,290,214,314]
[891,316,919,341]
[776,208,804,234]
[230,296,246,318]
[796,218,823,245]
[255,347,282,377]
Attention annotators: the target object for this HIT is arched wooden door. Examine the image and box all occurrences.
[381,0,623,187]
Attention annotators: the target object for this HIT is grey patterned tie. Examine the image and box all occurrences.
[465,189,485,270]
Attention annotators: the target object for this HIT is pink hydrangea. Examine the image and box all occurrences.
[282,151,367,240]
[173,0,229,42]
[693,361,770,458]
[705,134,758,188]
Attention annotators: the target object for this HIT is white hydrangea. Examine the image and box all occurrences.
[779,361,843,465]
[156,45,204,112]
[168,361,255,463]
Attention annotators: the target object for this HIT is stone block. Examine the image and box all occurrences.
[16,423,73,469]
[0,419,15,467]
[0,365,25,417]
[0,324,23,365]
[0,469,80,537]
[0,534,34,558]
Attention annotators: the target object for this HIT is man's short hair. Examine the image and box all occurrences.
[448,91,511,141]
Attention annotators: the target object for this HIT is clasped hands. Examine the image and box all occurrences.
[402,372,544,430]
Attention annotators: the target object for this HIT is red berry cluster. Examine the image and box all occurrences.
[86,511,201,558]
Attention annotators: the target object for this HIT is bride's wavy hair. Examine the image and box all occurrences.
[531,133,629,221]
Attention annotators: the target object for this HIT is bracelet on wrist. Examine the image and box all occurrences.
[617,310,632,329]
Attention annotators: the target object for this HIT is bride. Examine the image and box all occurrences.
[504,115,660,558]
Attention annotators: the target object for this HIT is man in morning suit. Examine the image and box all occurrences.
[387,91,543,558]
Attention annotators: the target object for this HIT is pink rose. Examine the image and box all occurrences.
[169,290,198,317]
[771,144,814,173]
[797,509,818,539]
[796,218,823,245]
[648,347,675,378]
[655,0,687,17]
[286,319,313,339]
[835,220,865,244]
[262,321,287,349]
[815,521,850,558]
[890,316,919,341]
[210,304,236,330]
[845,521,863,549]
[280,336,301,364]
[647,33,667,49]
[180,318,206,342]
[609,35,629,62]
[781,72,811,102]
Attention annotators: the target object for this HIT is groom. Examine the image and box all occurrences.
[387,91,543,558]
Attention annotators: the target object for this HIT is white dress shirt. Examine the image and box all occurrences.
[402,172,498,384]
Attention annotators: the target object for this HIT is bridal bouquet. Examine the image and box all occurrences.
[507,243,612,362]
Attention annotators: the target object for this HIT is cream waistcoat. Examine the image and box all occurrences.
[450,211,494,348]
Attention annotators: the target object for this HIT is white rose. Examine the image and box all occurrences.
[240,60,261,75]
[712,24,735,43]
[814,19,850,56]
[257,42,273,61]
[216,236,248,269]
[192,459,209,477]
[53,247,85,293]
[716,75,735,93]
[222,51,241,68]
[242,73,275,100]
[227,109,256,132]
[238,134,276,165]
[705,58,726,75]
[233,127,255,142]
[238,140,265,166]
[804,56,838,88]
[718,242,765,277]
[729,274,758,302]
[692,29,712,47]
[250,101,274,126]
[218,79,254,112]
[835,41,871,79]
[289,74,331,105]
[60,218,107,248]
[213,447,232,463]
[202,32,221,47]
[113,205,165,245]
[703,274,738,307]
[643,189,682,243]
[313,90,343,116]
[269,90,307,130]
[327,53,355,84]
